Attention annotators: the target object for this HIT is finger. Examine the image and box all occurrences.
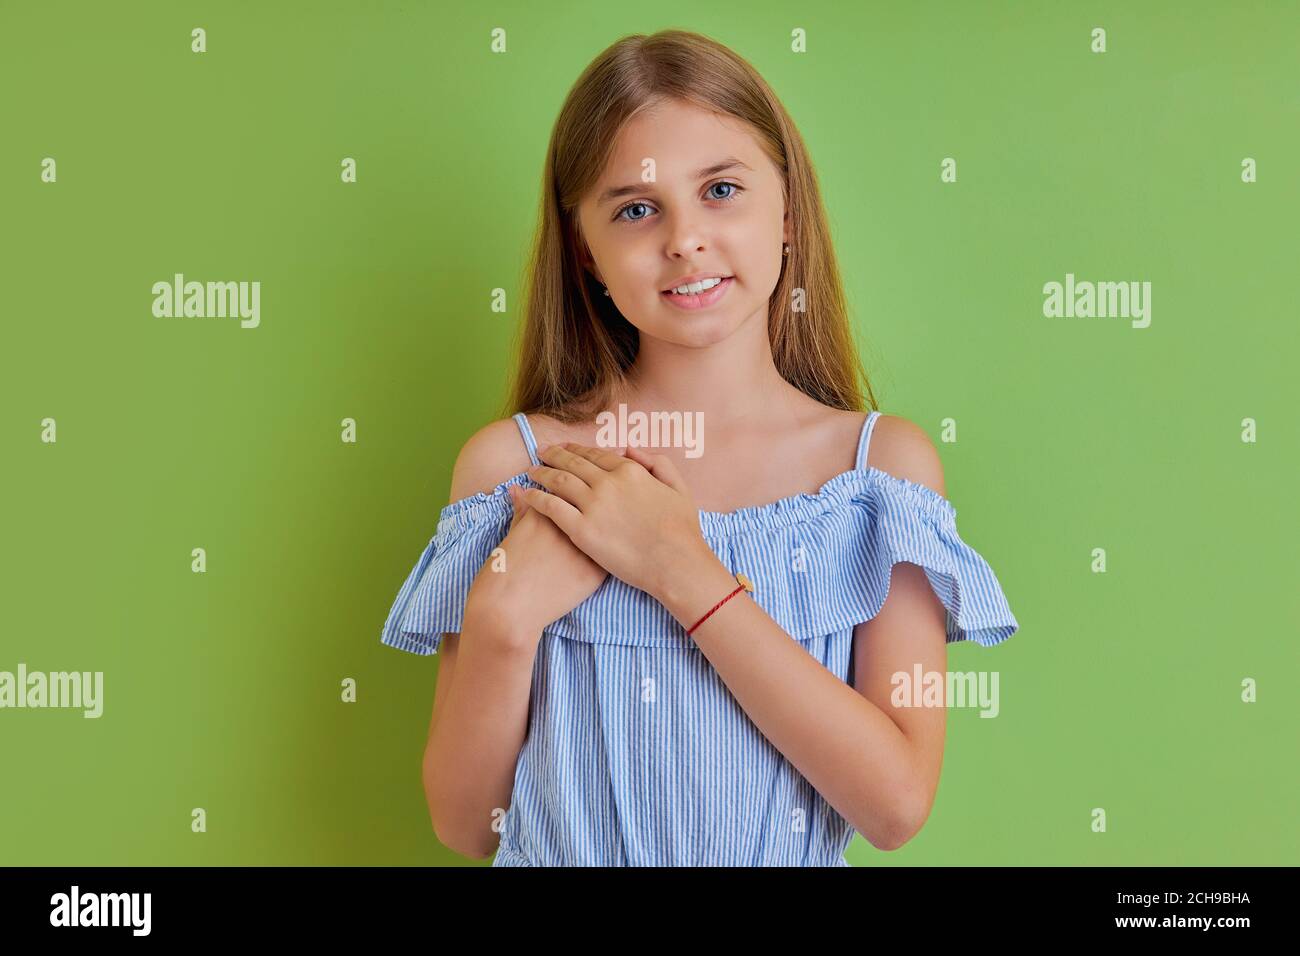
[521,487,585,543]
[622,444,692,496]
[561,442,633,473]
[507,483,530,525]
[537,443,608,486]
[527,463,594,510]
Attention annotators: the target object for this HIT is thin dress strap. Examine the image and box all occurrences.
[854,410,881,471]
[512,412,541,467]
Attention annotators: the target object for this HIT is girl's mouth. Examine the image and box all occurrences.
[660,276,734,311]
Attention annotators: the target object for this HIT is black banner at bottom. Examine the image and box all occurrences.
[1,865,1283,940]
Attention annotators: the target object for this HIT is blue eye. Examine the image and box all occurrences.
[613,181,744,223]
[617,202,652,223]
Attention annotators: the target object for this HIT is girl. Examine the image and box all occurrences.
[381,29,1019,866]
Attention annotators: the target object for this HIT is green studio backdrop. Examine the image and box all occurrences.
[1,0,1296,865]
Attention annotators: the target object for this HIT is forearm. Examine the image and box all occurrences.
[655,551,921,850]
[423,606,539,859]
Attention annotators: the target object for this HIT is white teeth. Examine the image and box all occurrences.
[669,277,725,295]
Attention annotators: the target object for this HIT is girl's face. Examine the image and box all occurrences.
[576,98,789,346]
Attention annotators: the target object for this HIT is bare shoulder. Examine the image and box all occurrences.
[447,417,534,503]
[864,413,946,498]
[520,411,590,449]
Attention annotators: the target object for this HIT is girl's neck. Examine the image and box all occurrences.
[612,339,807,432]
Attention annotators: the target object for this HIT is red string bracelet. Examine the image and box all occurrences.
[686,572,755,636]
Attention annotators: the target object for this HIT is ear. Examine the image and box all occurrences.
[578,249,604,287]
[573,213,603,284]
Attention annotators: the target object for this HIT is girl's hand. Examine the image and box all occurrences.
[522,443,715,601]
[464,480,609,640]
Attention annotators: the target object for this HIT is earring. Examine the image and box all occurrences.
[602,287,610,296]
[782,243,790,256]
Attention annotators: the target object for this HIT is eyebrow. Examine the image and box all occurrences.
[596,157,752,206]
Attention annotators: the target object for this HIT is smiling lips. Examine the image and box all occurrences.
[661,276,734,310]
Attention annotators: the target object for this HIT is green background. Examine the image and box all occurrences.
[1,0,1296,865]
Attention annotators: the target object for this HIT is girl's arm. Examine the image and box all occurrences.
[657,558,946,851]
[656,431,950,852]
[422,609,538,859]
[419,425,543,860]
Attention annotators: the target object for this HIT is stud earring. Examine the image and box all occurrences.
[782,243,790,256]
[602,287,610,296]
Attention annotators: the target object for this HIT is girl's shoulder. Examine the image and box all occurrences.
[442,406,947,509]
[521,410,594,448]
[444,417,537,505]
[790,402,947,499]
[860,411,947,499]
[443,411,603,508]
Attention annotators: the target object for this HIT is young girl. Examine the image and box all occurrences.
[381,29,1019,867]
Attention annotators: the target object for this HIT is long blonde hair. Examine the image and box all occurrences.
[505,29,876,423]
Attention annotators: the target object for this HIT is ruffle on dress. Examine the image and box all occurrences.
[379,467,1019,655]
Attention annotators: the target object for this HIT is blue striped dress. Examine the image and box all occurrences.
[381,410,1019,866]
